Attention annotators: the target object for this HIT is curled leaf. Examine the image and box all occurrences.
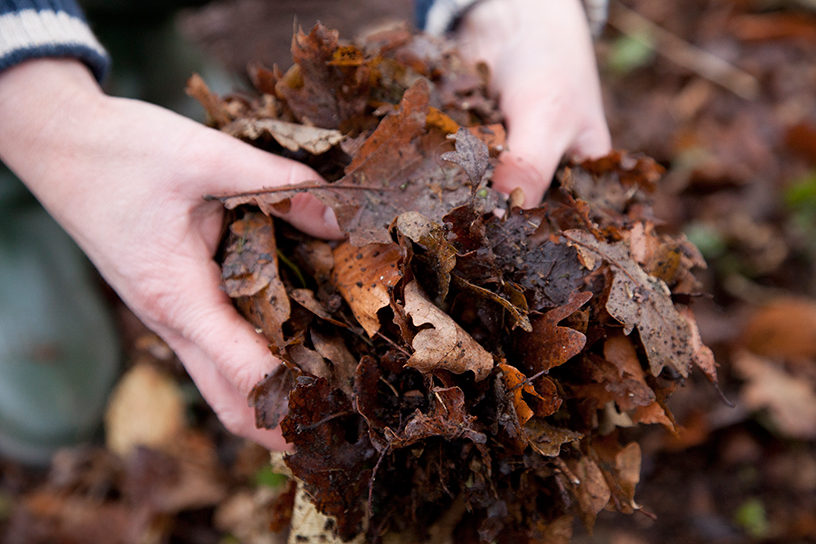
[403,280,494,381]
[224,118,344,154]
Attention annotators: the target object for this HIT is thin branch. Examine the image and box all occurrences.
[204,182,399,202]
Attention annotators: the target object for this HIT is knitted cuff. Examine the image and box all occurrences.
[582,0,609,37]
[420,0,609,37]
[0,0,109,82]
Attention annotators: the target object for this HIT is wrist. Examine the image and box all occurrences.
[0,58,106,203]
[456,0,595,84]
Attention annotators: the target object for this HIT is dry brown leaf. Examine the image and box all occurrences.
[603,336,656,411]
[222,213,290,347]
[385,386,486,449]
[568,456,612,530]
[733,350,816,440]
[403,280,493,381]
[224,118,344,154]
[563,230,694,378]
[311,327,359,399]
[512,290,592,376]
[288,344,332,380]
[395,211,457,302]
[499,363,561,426]
[741,297,816,361]
[289,289,348,329]
[630,401,676,431]
[222,213,281,298]
[275,24,369,130]
[186,73,232,127]
[592,440,642,515]
[331,241,401,337]
[679,306,719,383]
[523,419,583,457]
[104,363,186,457]
[441,127,490,186]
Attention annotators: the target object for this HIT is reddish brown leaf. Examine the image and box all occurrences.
[602,335,656,411]
[275,24,370,129]
[593,438,642,514]
[222,213,290,347]
[281,377,375,540]
[185,73,232,127]
[499,363,561,426]
[384,386,486,449]
[317,79,499,245]
[512,291,592,376]
[331,241,402,337]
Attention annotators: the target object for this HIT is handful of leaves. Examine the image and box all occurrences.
[192,24,717,544]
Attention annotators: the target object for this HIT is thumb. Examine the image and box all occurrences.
[199,129,343,240]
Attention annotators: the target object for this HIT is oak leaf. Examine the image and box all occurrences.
[563,229,694,378]
[441,127,491,187]
[498,363,561,426]
[512,290,592,377]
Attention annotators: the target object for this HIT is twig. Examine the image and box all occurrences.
[608,0,760,100]
[203,182,399,202]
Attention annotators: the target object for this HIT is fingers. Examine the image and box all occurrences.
[191,128,344,240]
[492,91,612,208]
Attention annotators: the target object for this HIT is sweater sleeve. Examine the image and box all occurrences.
[0,0,109,82]
[417,0,609,37]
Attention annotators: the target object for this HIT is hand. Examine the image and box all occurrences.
[456,0,612,206]
[0,59,342,450]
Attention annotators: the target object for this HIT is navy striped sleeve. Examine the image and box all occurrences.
[418,0,481,36]
[418,0,609,37]
[0,0,110,82]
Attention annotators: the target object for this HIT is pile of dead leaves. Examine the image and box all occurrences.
[191,23,718,544]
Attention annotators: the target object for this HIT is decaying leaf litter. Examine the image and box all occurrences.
[190,23,718,543]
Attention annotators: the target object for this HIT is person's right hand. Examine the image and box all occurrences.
[456,0,612,206]
[0,59,342,450]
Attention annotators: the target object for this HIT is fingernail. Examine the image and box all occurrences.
[323,206,341,234]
